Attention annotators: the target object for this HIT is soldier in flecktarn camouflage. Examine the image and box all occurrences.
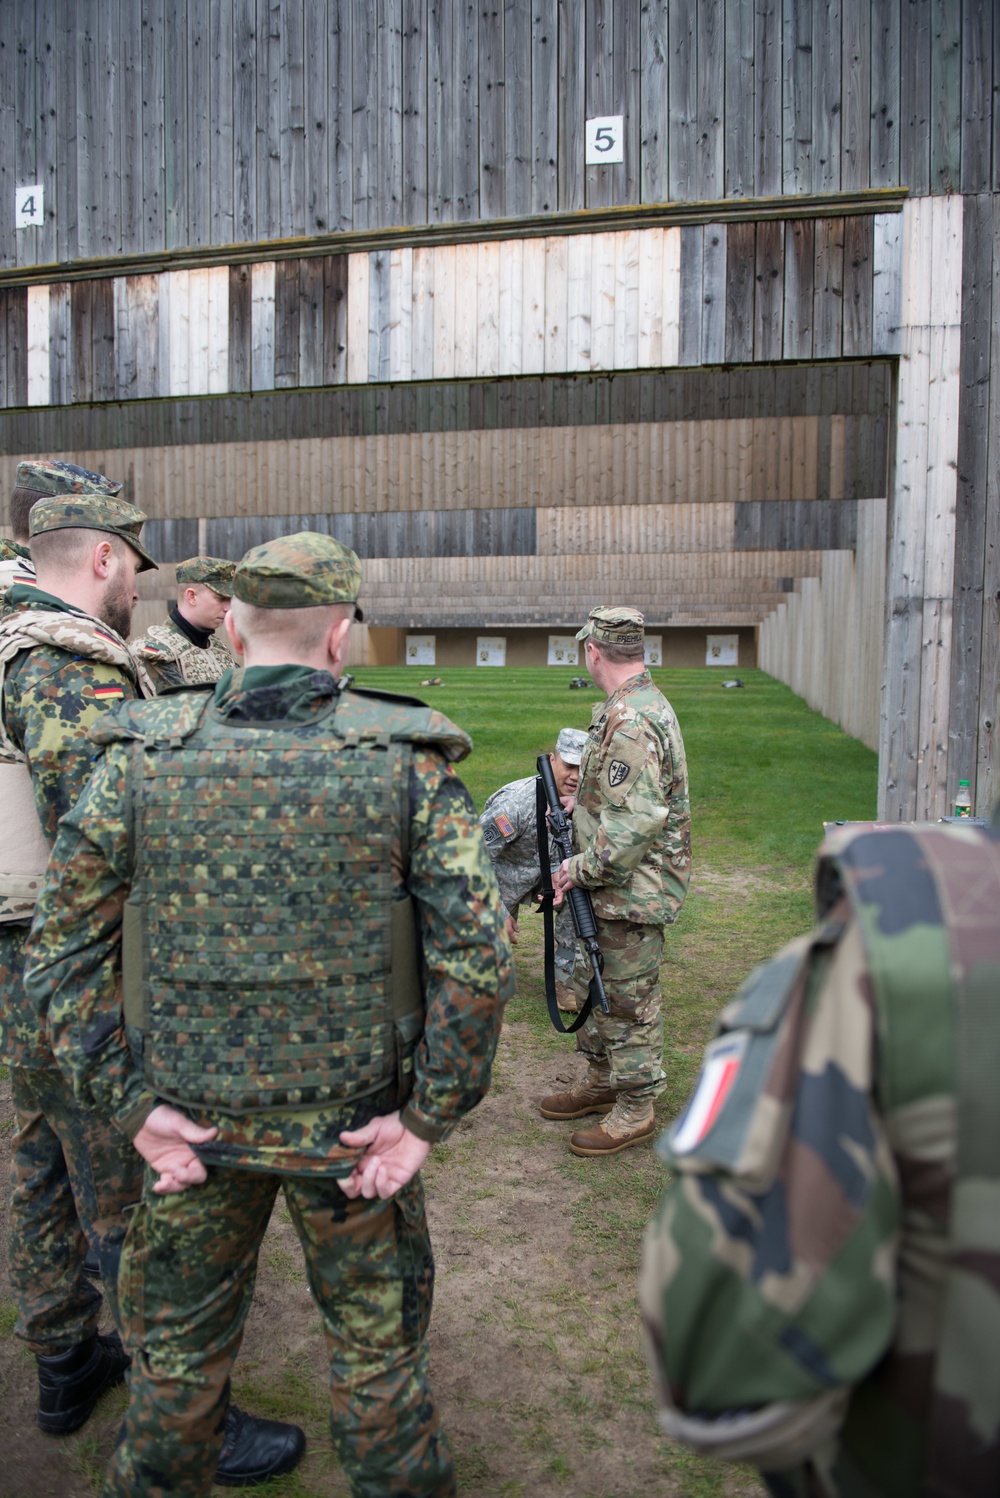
[0,472,154,1442]
[544,606,691,1156]
[134,554,237,690]
[25,531,514,1498]
[0,458,116,598]
[639,820,1000,1497]
[480,725,588,1011]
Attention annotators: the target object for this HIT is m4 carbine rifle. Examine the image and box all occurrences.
[535,753,609,1033]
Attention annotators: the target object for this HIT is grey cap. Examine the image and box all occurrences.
[555,727,588,765]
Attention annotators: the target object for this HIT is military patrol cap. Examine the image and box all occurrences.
[175,555,237,597]
[555,727,588,765]
[233,531,363,617]
[29,493,158,572]
[575,605,645,647]
[15,458,123,499]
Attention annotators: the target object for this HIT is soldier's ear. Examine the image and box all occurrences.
[224,610,245,656]
[326,614,353,671]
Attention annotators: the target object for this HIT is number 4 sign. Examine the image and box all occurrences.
[585,116,624,165]
[16,185,44,228]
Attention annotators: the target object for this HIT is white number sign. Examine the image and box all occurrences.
[16,184,44,228]
[585,116,624,165]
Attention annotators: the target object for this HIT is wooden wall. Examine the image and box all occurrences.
[0,217,901,407]
[1,0,996,269]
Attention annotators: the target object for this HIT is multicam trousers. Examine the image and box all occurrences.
[572,918,666,1103]
[8,1064,143,1353]
[104,1165,455,1498]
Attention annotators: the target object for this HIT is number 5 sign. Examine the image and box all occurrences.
[585,116,624,165]
[16,184,44,228]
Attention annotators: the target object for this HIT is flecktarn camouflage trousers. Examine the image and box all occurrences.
[573,918,666,1103]
[104,1165,455,1498]
[8,1064,142,1353]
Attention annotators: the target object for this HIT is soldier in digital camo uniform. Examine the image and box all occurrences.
[546,606,691,1156]
[479,725,588,1011]
[25,531,514,1498]
[134,554,236,690]
[639,820,1000,1497]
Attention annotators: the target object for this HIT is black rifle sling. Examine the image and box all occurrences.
[535,776,593,1035]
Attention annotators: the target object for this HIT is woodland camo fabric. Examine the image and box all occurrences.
[641,823,1000,1497]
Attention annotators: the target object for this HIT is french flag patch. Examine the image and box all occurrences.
[670,1032,748,1154]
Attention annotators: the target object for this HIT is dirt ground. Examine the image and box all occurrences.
[0,916,763,1498]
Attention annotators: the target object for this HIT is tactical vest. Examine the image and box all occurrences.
[118,685,466,1116]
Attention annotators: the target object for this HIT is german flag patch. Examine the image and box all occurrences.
[92,684,125,701]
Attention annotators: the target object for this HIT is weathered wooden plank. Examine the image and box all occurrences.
[662,225,681,364]
[402,0,427,223]
[302,0,328,233]
[48,282,71,406]
[453,0,479,219]
[544,235,569,373]
[754,0,781,195]
[255,0,281,242]
[432,245,457,379]
[558,0,585,211]
[812,216,844,358]
[873,212,903,354]
[476,241,500,376]
[640,0,669,204]
[531,0,558,213]
[454,241,479,375]
[977,203,1000,808]
[930,0,961,193]
[584,0,616,209]
[959,0,991,193]
[377,0,404,225]
[497,239,522,375]
[520,237,546,374]
[297,255,325,386]
[812,0,841,192]
[427,0,454,221]
[667,0,696,202]
[70,279,94,403]
[725,0,754,197]
[613,229,640,369]
[781,0,812,195]
[0,5,17,270]
[701,223,727,364]
[899,0,931,194]
[97,0,119,256]
[210,0,235,245]
[500,0,529,216]
[280,0,306,233]
[328,0,352,231]
[251,260,276,391]
[566,231,594,371]
[26,284,50,406]
[323,254,348,383]
[783,218,814,358]
[52,1,79,265]
[615,0,641,207]
[410,245,434,380]
[91,277,116,401]
[869,0,900,188]
[478,0,504,217]
[274,256,300,388]
[187,3,211,245]
[351,0,376,228]
[231,0,256,241]
[725,220,755,362]
[753,218,783,361]
[843,213,874,357]
[228,265,252,393]
[206,265,229,394]
[840,0,870,191]
[589,232,616,371]
[74,7,99,260]
[368,250,391,382]
[678,224,703,366]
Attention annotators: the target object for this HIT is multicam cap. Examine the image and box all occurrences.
[575,605,645,647]
[175,555,237,597]
[15,458,123,499]
[555,727,588,765]
[29,494,158,573]
[233,532,363,617]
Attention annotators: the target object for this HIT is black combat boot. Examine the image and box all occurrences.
[36,1330,130,1434]
[214,1405,307,1487]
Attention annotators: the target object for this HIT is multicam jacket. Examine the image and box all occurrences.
[0,539,36,598]
[640,822,1000,1497]
[0,585,149,1066]
[24,666,514,1175]
[134,613,234,690]
[567,668,690,925]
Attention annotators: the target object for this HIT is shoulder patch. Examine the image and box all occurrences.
[494,812,515,838]
[91,684,125,701]
[669,1033,748,1155]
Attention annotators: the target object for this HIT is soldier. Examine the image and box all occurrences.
[545,606,691,1156]
[1,482,298,1482]
[0,458,105,594]
[24,531,514,1498]
[134,554,236,690]
[480,725,588,1010]
[639,820,1000,1496]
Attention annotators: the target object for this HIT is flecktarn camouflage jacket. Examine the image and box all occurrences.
[568,668,690,925]
[24,667,514,1175]
[640,822,1000,1497]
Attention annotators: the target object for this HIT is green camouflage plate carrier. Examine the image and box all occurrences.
[640,822,1000,1497]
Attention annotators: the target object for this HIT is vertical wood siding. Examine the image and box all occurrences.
[0,0,995,270]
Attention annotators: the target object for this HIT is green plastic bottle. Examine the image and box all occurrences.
[954,779,972,818]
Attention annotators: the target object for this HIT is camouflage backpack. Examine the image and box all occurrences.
[640,823,1000,1496]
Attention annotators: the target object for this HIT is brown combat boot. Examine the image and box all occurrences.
[539,1063,616,1120]
[569,1095,657,1156]
[555,979,580,1013]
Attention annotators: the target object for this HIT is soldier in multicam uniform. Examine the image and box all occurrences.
[134,554,236,690]
[25,532,514,1498]
[480,725,588,1011]
[1,478,299,1483]
[639,820,1000,1497]
[545,606,691,1156]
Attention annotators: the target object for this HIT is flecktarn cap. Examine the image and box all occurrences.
[575,605,644,647]
[233,532,363,617]
[15,459,124,499]
[555,727,588,764]
[29,493,158,572]
[176,556,237,597]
